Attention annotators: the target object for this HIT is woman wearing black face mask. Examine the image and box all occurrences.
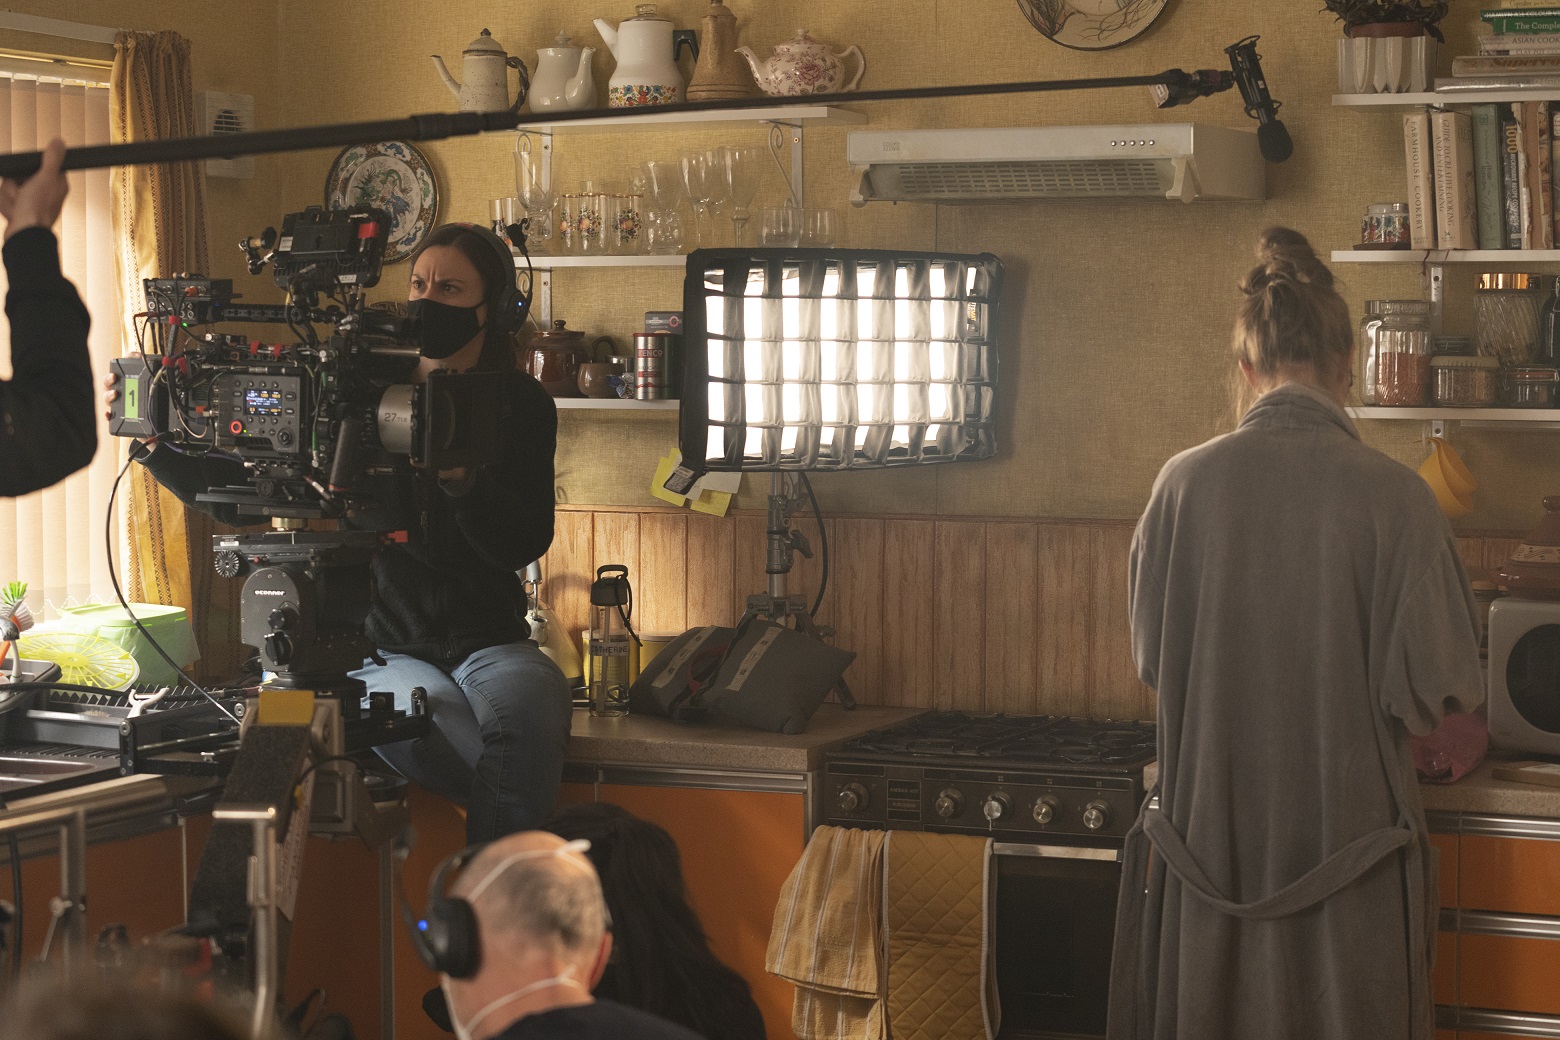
[114,223,570,844]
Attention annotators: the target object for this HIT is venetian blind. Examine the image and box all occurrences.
[0,71,121,615]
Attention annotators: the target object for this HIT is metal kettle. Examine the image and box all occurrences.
[432,29,530,113]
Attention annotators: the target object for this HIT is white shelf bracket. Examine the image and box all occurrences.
[765,119,806,208]
[1427,261,1444,334]
[531,268,552,328]
[1428,418,1448,442]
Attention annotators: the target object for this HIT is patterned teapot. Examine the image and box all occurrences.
[737,29,865,97]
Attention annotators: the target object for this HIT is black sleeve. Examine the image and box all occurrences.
[136,442,253,528]
[0,228,96,497]
[449,371,556,570]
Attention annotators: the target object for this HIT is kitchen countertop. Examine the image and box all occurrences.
[1420,755,1560,819]
[565,703,923,774]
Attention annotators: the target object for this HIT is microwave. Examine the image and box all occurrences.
[1487,596,1560,755]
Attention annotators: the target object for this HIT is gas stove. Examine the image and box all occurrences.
[821,711,1156,843]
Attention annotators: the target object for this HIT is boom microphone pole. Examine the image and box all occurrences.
[0,37,1290,178]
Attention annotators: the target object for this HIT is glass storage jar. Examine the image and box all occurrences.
[1358,299,1433,406]
[1475,272,1543,366]
[1431,355,1501,407]
[1504,364,1559,407]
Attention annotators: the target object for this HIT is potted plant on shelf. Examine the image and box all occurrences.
[1324,0,1447,93]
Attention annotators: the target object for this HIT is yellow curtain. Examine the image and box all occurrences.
[110,31,244,682]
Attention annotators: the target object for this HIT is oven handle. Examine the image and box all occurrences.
[992,841,1121,862]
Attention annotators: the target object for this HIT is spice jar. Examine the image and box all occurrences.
[1504,364,1559,407]
[1359,202,1411,249]
[1358,299,1433,406]
[1475,272,1542,365]
[1431,355,1501,407]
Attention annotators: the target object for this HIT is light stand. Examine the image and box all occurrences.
[739,473,856,708]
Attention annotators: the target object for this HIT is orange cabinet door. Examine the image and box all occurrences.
[583,783,806,1040]
[1459,933,1560,1015]
[1433,930,1456,1007]
[1430,831,1458,910]
[1460,835,1560,916]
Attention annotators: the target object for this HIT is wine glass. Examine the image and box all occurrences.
[681,152,715,248]
[513,134,555,253]
[643,160,686,255]
[720,145,766,247]
[702,149,732,248]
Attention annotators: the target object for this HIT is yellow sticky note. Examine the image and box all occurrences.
[650,453,688,507]
[689,488,733,517]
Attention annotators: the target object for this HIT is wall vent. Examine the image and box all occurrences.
[200,91,254,180]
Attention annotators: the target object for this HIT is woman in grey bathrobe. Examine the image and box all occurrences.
[1106,227,1484,1040]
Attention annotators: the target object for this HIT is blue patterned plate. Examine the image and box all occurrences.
[324,140,439,263]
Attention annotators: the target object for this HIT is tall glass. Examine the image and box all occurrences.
[681,152,715,248]
[720,145,766,247]
[702,149,732,247]
[643,160,686,255]
[513,134,555,253]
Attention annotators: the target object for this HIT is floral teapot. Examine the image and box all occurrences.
[736,29,865,97]
[432,29,530,113]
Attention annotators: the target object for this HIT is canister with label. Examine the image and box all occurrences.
[634,331,671,400]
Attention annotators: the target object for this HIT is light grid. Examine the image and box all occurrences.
[680,249,1003,472]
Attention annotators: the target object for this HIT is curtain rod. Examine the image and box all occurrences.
[0,12,119,46]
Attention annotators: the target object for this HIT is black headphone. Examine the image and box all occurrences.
[445,222,530,335]
[403,843,485,979]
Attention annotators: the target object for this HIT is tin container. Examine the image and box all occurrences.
[1360,202,1411,248]
[633,331,671,400]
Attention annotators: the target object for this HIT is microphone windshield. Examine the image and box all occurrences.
[1258,120,1294,163]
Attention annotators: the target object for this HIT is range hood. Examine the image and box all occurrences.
[847,123,1265,206]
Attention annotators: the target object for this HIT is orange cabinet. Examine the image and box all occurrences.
[561,770,808,1040]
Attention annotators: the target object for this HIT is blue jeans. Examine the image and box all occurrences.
[352,641,571,844]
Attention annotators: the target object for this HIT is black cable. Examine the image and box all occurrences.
[293,754,365,791]
[799,473,828,618]
[105,448,242,726]
[8,833,20,981]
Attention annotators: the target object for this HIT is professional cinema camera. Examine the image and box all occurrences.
[108,205,505,700]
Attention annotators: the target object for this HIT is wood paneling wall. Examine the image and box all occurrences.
[541,507,1524,723]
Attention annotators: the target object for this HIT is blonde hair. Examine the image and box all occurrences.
[1230,226,1353,414]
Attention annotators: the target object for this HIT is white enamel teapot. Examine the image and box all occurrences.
[594,4,699,107]
[737,29,865,97]
[432,29,530,113]
[531,31,597,111]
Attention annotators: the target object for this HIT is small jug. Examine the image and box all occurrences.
[531,31,597,111]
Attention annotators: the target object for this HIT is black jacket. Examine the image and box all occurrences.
[0,227,96,496]
[141,367,557,665]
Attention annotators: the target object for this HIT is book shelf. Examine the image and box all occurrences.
[1332,249,1560,262]
[1334,90,1560,106]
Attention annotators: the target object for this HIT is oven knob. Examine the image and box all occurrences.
[982,793,1012,824]
[934,789,964,819]
[837,783,868,813]
[1082,801,1111,831]
[1032,798,1058,825]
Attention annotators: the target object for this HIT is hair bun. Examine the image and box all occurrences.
[1241,225,1334,296]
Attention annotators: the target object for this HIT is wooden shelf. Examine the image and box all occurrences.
[1332,249,1560,263]
[523,104,866,135]
[1351,406,1560,423]
[553,398,679,411]
[516,254,687,269]
[1334,90,1560,107]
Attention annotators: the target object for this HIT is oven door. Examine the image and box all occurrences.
[993,841,1122,1040]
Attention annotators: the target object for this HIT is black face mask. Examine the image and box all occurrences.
[407,298,485,360]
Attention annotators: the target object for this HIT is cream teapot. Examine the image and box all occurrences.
[432,29,530,113]
[531,31,597,111]
[737,29,865,97]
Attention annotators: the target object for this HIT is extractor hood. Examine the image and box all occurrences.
[847,123,1265,205]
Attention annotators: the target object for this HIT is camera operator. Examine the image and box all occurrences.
[112,223,571,843]
[0,138,97,496]
[428,831,703,1040]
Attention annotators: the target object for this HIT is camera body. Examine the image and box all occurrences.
[109,206,501,520]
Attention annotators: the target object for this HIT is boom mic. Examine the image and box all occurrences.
[1226,35,1293,163]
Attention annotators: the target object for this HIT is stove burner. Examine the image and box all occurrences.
[836,711,1156,770]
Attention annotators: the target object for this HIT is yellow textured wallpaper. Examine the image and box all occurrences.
[16,0,1558,532]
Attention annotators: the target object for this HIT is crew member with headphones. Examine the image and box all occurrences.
[411,831,703,1040]
[126,222,571,844]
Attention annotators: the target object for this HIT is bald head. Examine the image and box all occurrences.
[453,831,608,965]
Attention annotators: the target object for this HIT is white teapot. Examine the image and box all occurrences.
[737,29,865,97]
[594,4,698,107]
[531,31,597,111]
[432,29,530,113]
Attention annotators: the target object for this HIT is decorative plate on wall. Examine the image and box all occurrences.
[1015,0,1170,51]
[324,140,439,263]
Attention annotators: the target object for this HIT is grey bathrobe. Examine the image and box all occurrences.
[1107,383,1483,1040]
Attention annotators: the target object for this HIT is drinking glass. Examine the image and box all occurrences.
[760,206,799,248]
[577,193,607,255]
[613,193,644,254]
[643,160,686,255]
[681,152,715,248]
[514,134,555,252]
[702,149,732,247]
[720,145,766,247]
[557,193,586,253]
[489,197,521,241]
[801,208,838,247]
